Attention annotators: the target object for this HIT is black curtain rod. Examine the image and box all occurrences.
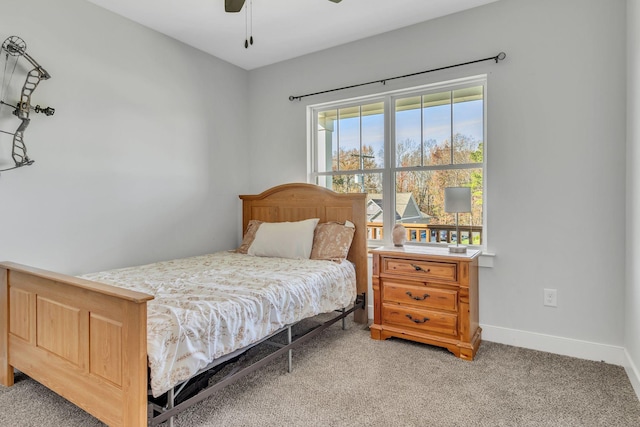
[288,51,506,102]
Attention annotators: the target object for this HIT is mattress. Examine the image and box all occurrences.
[82,251,357,397]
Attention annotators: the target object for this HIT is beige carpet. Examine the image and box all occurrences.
[1,316,639,426]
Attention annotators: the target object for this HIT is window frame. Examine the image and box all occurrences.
[308,75,488,250]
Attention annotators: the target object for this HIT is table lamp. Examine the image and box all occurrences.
[444,187,471,253]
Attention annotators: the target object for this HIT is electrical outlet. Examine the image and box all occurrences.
[543,288,557,307]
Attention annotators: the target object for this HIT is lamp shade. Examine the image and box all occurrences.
[444,187,471,213]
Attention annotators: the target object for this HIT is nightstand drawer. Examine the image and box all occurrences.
[382,258,457,282]
[382,305,458,336]
[383,281,457,312]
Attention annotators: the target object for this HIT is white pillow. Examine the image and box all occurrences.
[248,218,320,259]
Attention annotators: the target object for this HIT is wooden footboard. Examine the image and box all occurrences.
[0,262,153,427]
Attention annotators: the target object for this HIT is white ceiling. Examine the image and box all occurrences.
[87,0,498,70]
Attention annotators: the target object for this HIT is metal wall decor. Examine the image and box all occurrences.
[0,36,54,172]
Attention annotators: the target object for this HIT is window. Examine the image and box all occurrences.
[309,76,486,248]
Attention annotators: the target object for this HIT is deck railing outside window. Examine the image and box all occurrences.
[367,222,483,245]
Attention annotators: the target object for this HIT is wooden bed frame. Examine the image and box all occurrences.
[0,183,367,427]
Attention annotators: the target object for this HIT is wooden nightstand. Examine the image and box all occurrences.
[370,246,481,360]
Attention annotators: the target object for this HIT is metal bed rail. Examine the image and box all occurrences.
[149,293,366,426]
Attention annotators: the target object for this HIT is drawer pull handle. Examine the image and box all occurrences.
[405,314,430,324]
[411,264,430,273]
[406,291,430,301]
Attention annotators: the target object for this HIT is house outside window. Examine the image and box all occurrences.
[309,76,486,248]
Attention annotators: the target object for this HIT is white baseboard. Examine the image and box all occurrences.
[365,313,639,400]
[481,324,627,365]
[365,312,625,363]
[481,325,640,400]
[625,349,640,401]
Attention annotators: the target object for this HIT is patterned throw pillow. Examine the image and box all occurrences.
[236,220,263,254]
[310,221,356,262]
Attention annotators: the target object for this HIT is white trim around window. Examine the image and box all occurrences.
[307,75,488,251]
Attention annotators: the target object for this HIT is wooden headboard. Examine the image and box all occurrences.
[239,183,368,323]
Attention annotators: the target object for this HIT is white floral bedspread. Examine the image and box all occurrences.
[81,251,356,397]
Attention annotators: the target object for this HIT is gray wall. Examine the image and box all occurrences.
[0,0,250,274]
[0,0,635,389]
[626,0,640,395]
[248,0,629,362]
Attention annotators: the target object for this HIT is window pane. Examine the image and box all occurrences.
[336,106,361,171]
[453,86,483,164]
[362,102,384,169]
[315,173,382,194]
[316,109,336,173]
[395,168,483,245]
[395,96,421,167]
[423,91,452,166]
[315,173,384,241]
[362,173,384,240]
[365,182,384,241]
[319,103,385,172]
[395,169,435,222]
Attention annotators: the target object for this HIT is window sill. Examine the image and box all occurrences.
[478,251,495,268]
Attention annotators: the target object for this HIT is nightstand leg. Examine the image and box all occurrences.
[370,325,383,340]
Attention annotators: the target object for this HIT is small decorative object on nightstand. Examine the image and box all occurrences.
[369,246,481,360]
[444,187,471,253]
[392,224,406,247]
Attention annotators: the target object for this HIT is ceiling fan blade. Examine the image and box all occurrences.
[225,0,246,13]
[328,0,342,3]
